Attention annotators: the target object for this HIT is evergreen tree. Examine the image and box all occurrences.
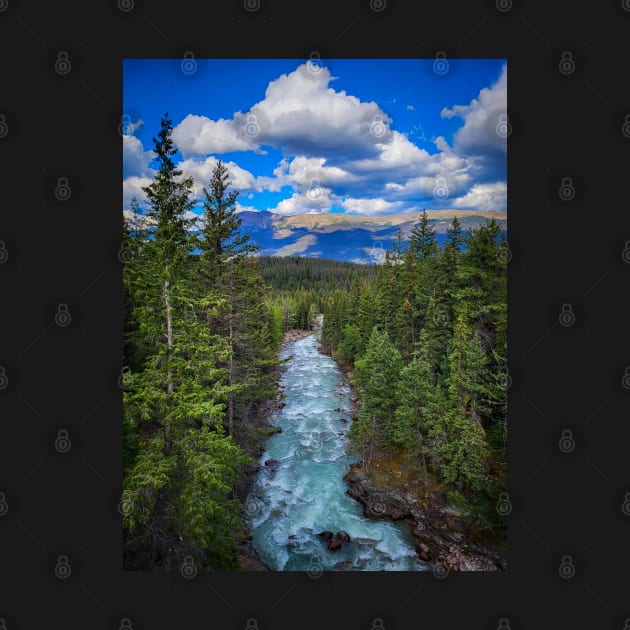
[351,328,403,461]
[409,210,439,261]
[438,305,490,493]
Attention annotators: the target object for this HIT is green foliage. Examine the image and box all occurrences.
[322,215,507,537]
[122,117,280,571]
[351,328,404,454]
[257,255,376,293]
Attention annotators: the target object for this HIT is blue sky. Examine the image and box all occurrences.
[123,58,507,218]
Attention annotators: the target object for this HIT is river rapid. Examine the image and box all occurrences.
[246,333,428,571]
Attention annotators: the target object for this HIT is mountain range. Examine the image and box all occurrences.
[238,210,507,263]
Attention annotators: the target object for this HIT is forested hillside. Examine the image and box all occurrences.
[257,255,376,292]
[320,213,508,537]
[122,115,280,570]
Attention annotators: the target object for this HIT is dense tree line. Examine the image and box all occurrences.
[258,256,377,335]
[257,255,377,292]
[122,115,280,570]
[320,212,508,535]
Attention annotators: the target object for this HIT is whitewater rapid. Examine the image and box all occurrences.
[246,334,428,571]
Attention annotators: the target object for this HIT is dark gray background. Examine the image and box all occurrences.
[1,0,629,628]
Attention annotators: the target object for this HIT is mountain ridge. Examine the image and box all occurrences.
[237,209,507,263]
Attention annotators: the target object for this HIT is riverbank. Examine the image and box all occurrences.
[325,350,507,572]
[343,459,506,571]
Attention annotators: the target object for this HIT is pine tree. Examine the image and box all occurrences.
[409,210,439,261]
[439,305,490,493]
[196,160,269,439]
[393,351,436,469]
[351,328,403,460]
[199,159,257,276]
[141,113,196,397]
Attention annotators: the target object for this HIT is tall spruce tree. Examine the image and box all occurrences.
[351,328,403,462]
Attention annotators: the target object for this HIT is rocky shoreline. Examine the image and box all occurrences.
[343,463,506,572]
[327,346,507,573]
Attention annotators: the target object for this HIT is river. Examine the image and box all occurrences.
[246,331,427,571]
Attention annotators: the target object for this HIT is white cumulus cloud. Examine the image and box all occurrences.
[441,63,507,156]
[452,181,507,210]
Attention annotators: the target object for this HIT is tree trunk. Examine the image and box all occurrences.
[228,317,234,437]
[227,261,235,437]
[164,274,174,395]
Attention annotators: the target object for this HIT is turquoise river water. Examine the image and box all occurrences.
[247,333,428,571]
